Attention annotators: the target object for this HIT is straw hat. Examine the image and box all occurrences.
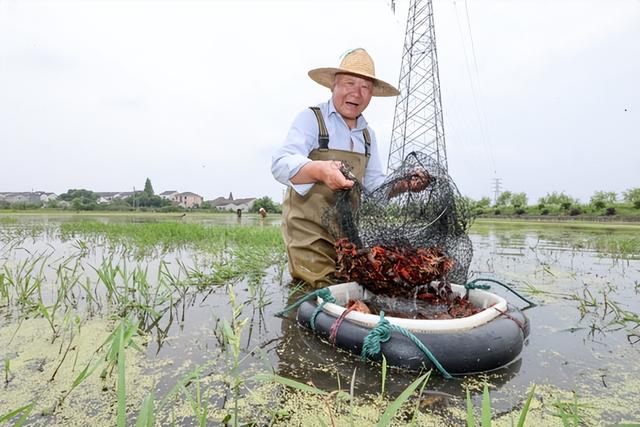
[308,48,400,97]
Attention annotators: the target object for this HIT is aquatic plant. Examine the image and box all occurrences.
[1,254,48,308]
[551,392,592,426]
[376,371,430,427]
[134,390,155,427]
[53,314,142,425]
[3,358,10,384]
[0,402,34,427]
[220,283,248,426]
[2,216,639,424]
[466,383,536,427]
[380,354,387,399]
[183,381,209,427]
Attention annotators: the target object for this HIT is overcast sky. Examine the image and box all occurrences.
[1,0,638,203]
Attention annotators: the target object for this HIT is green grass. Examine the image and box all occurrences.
[376,371,430,427]
[591,235,640,258]
[552,392,592,426]
[466,384,537,427]
[0,220,288,424]
[58,221,283,252]
[252,370,430,427]
[1,221,286,324]
[0,402,34,426]
[472,217,640,231]
[473,202,640,220]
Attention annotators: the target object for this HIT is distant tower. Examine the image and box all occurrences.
[387,0,447,173]
[492,177,502,205]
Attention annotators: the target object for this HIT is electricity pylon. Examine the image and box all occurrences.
[387,0,447,173]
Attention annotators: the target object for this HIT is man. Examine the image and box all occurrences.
[272,48,423,288]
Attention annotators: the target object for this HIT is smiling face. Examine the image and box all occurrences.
[331,73,374,128]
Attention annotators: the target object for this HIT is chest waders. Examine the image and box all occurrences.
[282,107,371,288]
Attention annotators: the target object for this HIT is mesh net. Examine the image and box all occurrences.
[323,151,473,298]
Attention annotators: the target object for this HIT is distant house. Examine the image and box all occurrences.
[39,192,58,202]
[174,192,203,209]
[156,190,202,208]
[208,192,256,212]
[159,191,179,200]
[95,190,202,208]
[95,192,122,204]
[95,191,139,204]
[0,191,57,204]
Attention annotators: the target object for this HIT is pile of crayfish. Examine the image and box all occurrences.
[335,238,481,319]
[335,237,454,298]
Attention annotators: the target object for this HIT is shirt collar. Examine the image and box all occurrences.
[328,99,368,131]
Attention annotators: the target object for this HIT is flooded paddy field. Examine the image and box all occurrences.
[1,213,639,425]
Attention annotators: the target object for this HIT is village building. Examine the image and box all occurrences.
[158,190,179,200]
[0,191,57,204]
[95,192,124,204]
[95,190,202,208]
[174,192,203,209]
[207,192,256,212]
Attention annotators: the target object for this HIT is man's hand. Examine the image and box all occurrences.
[291,160,354,191]
[320,160,355,190]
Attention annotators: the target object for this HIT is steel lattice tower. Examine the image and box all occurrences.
[387,0,447,173]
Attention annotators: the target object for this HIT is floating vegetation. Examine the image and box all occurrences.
[1,214,639,425]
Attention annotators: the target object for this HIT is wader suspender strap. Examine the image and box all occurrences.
[309,106,371,157]
[362,128,371,158]
[309,107,329,150]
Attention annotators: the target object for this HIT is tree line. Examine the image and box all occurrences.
[468,188,640,218]
[1,178,284,213]
[3,178,637,218]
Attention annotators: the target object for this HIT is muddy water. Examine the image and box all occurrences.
[277,221,640,419]
[465,222,640,419]
[1,214,639,424]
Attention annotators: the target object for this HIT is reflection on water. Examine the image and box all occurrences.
[1,214,639,422]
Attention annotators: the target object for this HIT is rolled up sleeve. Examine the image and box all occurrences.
[271,109,318,196]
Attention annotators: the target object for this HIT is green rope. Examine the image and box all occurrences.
[464,281,491,290]
[465,278,537,308]
[310,296,336,331]
[361,312,392,360]
[275,288,335,317]
[361,311,453,379]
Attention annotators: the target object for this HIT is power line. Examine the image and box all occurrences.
[451,0,497,175]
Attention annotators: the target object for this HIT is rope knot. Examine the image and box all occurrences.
[465,280,491,291]
[310,288,337,331]
[361,311,392,360]
[316,288,336,304]
[275,287,336,318]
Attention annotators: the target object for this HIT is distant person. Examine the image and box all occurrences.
[258,207,267,218]
[272,48,427,288]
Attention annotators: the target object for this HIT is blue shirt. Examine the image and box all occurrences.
[271,99,387,196]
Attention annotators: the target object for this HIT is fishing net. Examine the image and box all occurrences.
[323,151,473,299]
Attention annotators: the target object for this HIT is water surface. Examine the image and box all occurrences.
[1,214,639,424]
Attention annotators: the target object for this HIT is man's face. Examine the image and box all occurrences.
[332,73,374,122]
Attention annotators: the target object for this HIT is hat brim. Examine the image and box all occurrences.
[308,67,400,97]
